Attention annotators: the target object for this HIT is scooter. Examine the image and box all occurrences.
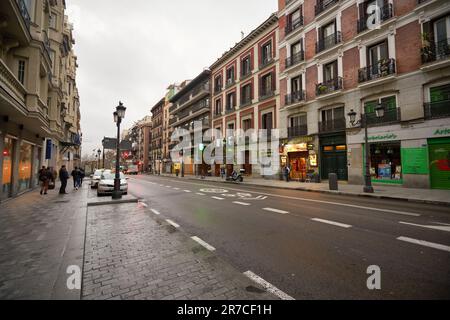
[226,170,244,182]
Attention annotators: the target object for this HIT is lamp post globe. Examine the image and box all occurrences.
[112,101,126,200]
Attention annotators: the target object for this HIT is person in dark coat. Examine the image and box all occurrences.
[79,168,85,186]
[59,165,69,194]
[38,166,51,195]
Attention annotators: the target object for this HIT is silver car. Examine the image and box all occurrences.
[90,169,111,189]
[97,172,128,196]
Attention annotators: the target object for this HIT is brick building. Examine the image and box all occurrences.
[150,98,164,174]
[210,14,280,178]
[278,0,450,189]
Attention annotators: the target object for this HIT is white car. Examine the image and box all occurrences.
[97,172,128,196]
[90,169,111,189]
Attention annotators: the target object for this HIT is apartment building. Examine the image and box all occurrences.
[278,0,450,189]
[210,14,280,177]
[169,70,211,176]
[0,0,81,200]
[151,98,164,174]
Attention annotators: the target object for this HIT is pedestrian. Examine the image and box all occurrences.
[38,166,50,195]
[220,167,225,179]
[285,165,291,182]
[71,167,81,190]
[48,166,56,190]
[59,165,69,194]
[79,168,85,187]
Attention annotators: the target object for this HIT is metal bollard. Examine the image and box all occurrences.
[329,173,338,191]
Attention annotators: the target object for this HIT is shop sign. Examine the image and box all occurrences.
[309,153,318,167]
[368,134,398,142]
[45,139,52,160]
[289,136,314,144]
[286,143,308,153]
[434,128,450,136]
[401,148,429,175]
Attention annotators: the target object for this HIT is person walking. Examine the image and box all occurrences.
[59,165,69,194]
[285,165,291,182]
[38,166,50,195]
[79,168,85,187]
[71,167,78,189]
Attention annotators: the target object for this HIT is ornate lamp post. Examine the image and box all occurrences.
[112,101,126,199]
[97,148,101,169]
[347,103,384,194]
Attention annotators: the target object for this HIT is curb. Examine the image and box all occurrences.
[87,198,140,207]
[155,174,450,207]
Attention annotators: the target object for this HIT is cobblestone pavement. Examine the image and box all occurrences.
[82,203,276,300]
[0,182,87,299]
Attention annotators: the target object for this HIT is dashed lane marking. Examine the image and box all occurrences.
[150,209,161,215]
[243,271,295,300]
[191,236,216,251]
[183,190,192,193]
[311,218,352,229]
[233,201,251,206]
[397,236,450,253]
[399,221,450,232]
[212,196,225,200]
[263,208,289,215]
[166,219,180,228]
[139,202,148,208]
[196,193,205,196]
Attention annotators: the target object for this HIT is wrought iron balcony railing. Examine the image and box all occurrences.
[17,0,31,30]
[259,88,275,101]
[421,38,450,64]
[241,94,252,107]
[260,56,274,69]
[424,100,450,120]
[357,3,393,33]
[285,51,305,68]
[319,118,346,133]
[285,91,305,106]
[315,0,339,16]
[316,77,343,96]
[358,58,396,83]
[316,31,342,53]
[285,16,304,35]
[288,125,308,139]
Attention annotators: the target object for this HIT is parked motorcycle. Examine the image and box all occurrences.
[226,170,244,182]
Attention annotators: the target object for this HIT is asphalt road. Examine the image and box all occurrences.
[128,175,450,300]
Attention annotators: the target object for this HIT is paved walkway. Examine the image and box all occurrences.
[0,180,275,300]
[155,173,450,206]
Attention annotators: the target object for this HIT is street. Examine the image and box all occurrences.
[128,175,450,300]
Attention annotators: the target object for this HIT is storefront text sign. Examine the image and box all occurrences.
[434,128,450,136]
[368,134,398,142]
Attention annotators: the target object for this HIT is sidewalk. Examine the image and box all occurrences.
[0,180,276,300]
[156,173,450,206]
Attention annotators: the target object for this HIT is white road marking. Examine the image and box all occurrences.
[173,188,180,190]
[233,201,251,206]
[399,221,450,232]
[311,218,352,229]
[196,193,205,196]
[136,178,422,217]
[191,236,215,251]
[139,202,148,208]
[243,271,295,300]
[397,236,450,252]
[150,209,161,215]
[166,186,172,188]
[212,196,225,200]
[183,190,192,193]
[166,219,180,228]
[263,208,289,215]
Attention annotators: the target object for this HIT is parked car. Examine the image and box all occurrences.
[90,169,111,189]
[126,164,139,175]
[97,172,128,196]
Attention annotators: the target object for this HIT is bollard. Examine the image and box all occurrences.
[329,173,338,190]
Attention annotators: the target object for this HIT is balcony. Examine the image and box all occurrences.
[285,16,304,36]
[285,51,305,69]
[319,118,346,133]
[315,0,339,16]
[424,100,450,120]
[316,31,342,54]
[192,82,210,97]
[214,85,222,95]
[259,88,275,101]
[357,4,393,33]
[42,30,52,59]
[16,0,31,30]
[288,125,308,139]
[225,78,235,88]
[260,56,274,69]
[0,59,27,106]
[168,117,178,126]
[213,109,222,118]
[421,38,450,65]
[169,103,178,113]
[241,67,252,80]
[358,58,396,83]
[285,91,305,106]
[191,99,210,113]
[365,108,401,127]
[225,105,235,114]
[241,95,252,107]
[316,77,343,96]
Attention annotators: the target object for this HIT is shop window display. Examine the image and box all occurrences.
[369,142,402,182]
[2,137,14,199]
[18,141,32,193]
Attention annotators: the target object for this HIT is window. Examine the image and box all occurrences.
[226,66,235,85]
[49,13,57,29]
[226,92,235,110]
[261,113,273,130]
[260,73,274,98]
[291,75,302,93]
[261,41,273,65]
[323,60,338,82]
[242,118,252,131]
[24,0,34,21]
[241,83,252,105]
[368,41,388,66]
[322,106,344,122]
[214,99,222,116]
[227,123,235,130]
[242,56,251,76]
[430,83,450,103]
[289,114,307,128]
[289,8,301,28]
[434,15,450,44]
[291,41,302,57]
[322,21,336,39]
[18,60,26,85]
[364,95,398,125]
[214,75,222,93]
[49,50,55,69]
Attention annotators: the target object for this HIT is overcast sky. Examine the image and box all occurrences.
[66,0,277,157]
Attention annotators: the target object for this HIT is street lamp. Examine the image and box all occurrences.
[112,101,126,200]
[348,103,384,194]
[97,148,101,169]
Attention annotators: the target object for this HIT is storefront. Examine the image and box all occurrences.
[428,137,450,190]
[281,136,319,182]
[1,137,14,200]
[319,134,348,181]
[367,141,402,184]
